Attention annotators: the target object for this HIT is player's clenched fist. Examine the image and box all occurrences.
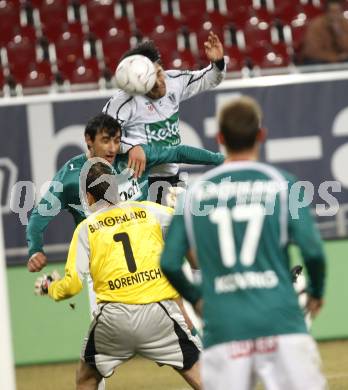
[27,252,47,272]
[34,270,61,296]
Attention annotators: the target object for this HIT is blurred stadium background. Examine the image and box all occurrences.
[2,0,348,94]
[1,0,348,388]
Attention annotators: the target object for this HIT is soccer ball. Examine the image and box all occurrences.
[115,54,157,95]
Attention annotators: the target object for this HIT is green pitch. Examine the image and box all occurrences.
[16,340,348,390]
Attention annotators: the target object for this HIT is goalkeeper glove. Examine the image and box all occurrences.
[165,186,185,208]
[34,270,61,296]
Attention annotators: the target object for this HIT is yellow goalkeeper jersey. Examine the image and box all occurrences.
[48,201,179,304]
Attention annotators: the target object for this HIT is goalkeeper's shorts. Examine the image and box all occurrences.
[81,299,202,377]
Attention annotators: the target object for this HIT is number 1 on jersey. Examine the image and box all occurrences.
[113,232,137,273]
[209,204,265,268]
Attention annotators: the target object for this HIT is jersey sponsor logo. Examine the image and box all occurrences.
[88,210,146,233]
[108,267,162,290]
[145,112,181,146]
[229,337,278,359]
[214,270,279,293]
[146,102,155,112]
[118,178,141,201]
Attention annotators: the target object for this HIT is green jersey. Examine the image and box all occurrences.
[161,161,326,348]
[27,144,224,256]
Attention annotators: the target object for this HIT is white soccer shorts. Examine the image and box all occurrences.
[201,334,327,390]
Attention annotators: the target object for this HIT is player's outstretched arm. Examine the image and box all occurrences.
[143,144,224,169]
[173,31,225,102]
[26,168,69,271]
[45,223,89,301]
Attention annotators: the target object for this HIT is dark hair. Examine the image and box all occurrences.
[219,96,262,152]
[86,162,115,203]
[84,113,121,142]
[120,41,161,63]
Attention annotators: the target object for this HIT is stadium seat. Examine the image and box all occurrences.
[42,20,83,43]
[290,22,307,52]
[64,57,100,85]
[0,24,37,47]
[149,30,178,58]
[102,30,131,73]
[159,14,182,32]
[21,60,53,89]
[131,0,164,19]
[164,49,199,70]
[39,0,75,43]
[205,10,231,35]
[243,20,273,48]
[55,31,85,75]
[0,1,21,46]
[28,0,45,7]
[260,42,291,68]
[225,0,253,11]
[224,45,245,71]
[136,14,182,37]
[86,0,131,40]
[179,12,207,32]
[229,5,253,29]
[6,35,37,81]
[89,16,130,40]
[246,43,270,67]
[273,1,303,25]
[252,6,273,24]
[225,0,253,27]
[18,25,37,42]
[39,0,69,27]
[135,14,162,35]
[301,3,323,20]
[179,0,208,19]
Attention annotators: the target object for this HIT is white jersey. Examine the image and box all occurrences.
[103,63,226,176]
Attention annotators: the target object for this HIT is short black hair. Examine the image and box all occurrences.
[86,162,115,203]
[84,113,121,142]
[219,96,262,152]
[120,41,161,63]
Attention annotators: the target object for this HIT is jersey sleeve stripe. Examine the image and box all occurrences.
[115,96,133,120]
[166,65,214,87]
[167,72,192,79]
[187,64,213,86]
[103,100,111,114]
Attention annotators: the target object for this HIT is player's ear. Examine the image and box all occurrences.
[86,192,95,206]
[85,134,93,148]
[257,127,267,144]
[216,131,225,146]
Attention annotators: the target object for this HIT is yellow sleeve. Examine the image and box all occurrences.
[48,222,90,301]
